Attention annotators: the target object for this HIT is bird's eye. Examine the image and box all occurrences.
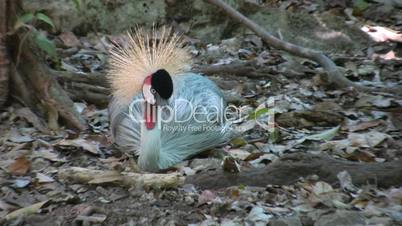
[150,88,156,94]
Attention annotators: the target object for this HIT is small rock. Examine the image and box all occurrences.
[246,206,271,225]
[366,217,394,226]
[190,158,221,171]
[315,210,365,226]
[184,196,195,205]
[198,190,218,205]
[269,215,302,226]
[14,178,31,188]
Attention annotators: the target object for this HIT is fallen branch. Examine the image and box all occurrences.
[186,153,402,189]
[204,0,370,92]
[3,200,49,222]
[195,62,275,77]
[58,167,185,189]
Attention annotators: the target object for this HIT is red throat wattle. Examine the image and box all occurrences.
[143,75,156,129]
[144,102,157,129]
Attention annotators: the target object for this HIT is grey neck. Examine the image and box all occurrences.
[138,105,161,172]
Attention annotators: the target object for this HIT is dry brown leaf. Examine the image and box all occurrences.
[249,153,278,166]
[337,171,358,192]
[57,138,100,155]
[0,199,17,212]
[229,148,251,160]
[4,200,48,221]
[8,156,31,176]
[346,150,376,162]
[349,120,382,132]
[222,156,241,173]
[32,148,66,162]
[374,50,400,60]
[15,108,48,133]
[312,181,334,195]
[244,152,264,161]
[348,131,387,148]
[58,31,80,47]
[226,187,240,199]
[8,128,33,143]
[198,190,218,205]
[362,25,402,43]
[36,173,55,183]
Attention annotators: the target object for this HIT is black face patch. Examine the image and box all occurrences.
[151,69,173,99]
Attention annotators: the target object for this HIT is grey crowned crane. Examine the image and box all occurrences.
[108,27,233,172]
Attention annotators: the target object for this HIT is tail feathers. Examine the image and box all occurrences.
[158,123,235,169]
[109,97,141,154]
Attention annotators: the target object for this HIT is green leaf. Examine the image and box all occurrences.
[238,184,246,190]
[230,137,248,147]
[268,127,281,143]
[73,0,82,11]
[353,0,369,14]
[248,108,271,120]
[19,13,35,23]
[296,125,340,144]
[34,32,57,58]
[14,13,34,30]
[36,13,55,29]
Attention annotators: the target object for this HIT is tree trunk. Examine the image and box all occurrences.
[5,0,86,130]
[0,0,10,108]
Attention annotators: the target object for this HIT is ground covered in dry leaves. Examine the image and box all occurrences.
[1,1,402,225]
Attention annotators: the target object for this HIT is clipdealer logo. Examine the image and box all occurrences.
[127,97,275,132]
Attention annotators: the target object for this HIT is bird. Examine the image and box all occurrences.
[107,27,233,172]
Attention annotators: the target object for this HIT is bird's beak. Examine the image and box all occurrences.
[142,83,156,105]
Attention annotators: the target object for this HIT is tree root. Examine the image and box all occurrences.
[186,153,402,189]
[54,71,110,107]
[9,35,86,130]
[1,0,86,130]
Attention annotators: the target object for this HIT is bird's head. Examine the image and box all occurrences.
[142,69,173,105]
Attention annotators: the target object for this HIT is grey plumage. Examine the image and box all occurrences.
[109,73,233,171]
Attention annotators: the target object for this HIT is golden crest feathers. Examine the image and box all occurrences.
[108,26,191,104]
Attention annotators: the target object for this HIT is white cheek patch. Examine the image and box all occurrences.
[142,84,156,105]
